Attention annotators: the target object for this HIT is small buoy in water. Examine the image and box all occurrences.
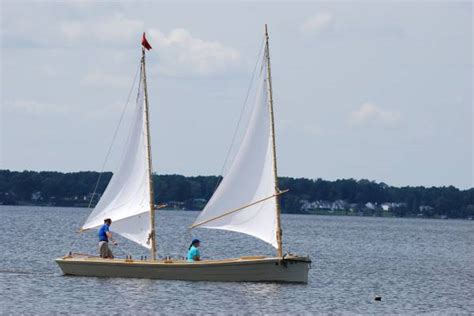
[374,296,382,301]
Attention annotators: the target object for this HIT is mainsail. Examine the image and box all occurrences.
[192,53,280,249]
[82,68,152,249]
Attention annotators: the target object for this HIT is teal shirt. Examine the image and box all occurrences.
[187,246,200,262]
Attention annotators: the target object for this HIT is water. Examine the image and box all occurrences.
[0,205,472,314]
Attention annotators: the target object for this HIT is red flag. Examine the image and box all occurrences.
[141,32,152,50]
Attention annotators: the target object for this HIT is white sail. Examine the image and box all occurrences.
[192,60,279,248]
[82,73,152,249]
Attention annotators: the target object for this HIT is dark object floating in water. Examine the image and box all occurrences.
[374,296,382,301]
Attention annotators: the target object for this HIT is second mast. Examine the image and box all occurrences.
[141,33,157,260]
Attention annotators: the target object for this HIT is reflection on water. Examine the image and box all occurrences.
[0,205,473,314]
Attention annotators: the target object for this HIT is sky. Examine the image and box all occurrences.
[0,1,472,189]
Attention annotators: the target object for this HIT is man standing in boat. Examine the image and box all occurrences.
[187,239,201,261]
[99,218,117,258]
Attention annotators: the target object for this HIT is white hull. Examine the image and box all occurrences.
[56,254,311,283]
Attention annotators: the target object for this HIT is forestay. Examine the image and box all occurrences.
[82,73,152,249]
[192,58,279,248]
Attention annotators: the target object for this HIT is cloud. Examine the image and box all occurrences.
[278,119,323,136]
[300,13,333,34]
[7,100,70,115]
[80,72,132,88]
[302,124,323,136]
[59,13,144,44]
[5,99,121,120]
[59,16,241,76]
[5,8,241,77]
[148,28,241,76]
[39,65,58,77]
[350,102,401,127]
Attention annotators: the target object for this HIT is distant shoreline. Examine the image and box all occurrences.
[1,170,473,220]
[1,203,472,221]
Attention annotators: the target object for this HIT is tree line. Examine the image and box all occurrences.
[0,170,472,218]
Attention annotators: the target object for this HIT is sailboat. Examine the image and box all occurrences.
[56,26,311,283]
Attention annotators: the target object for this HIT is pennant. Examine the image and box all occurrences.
[141,32,152,50]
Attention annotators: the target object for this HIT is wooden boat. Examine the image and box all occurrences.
[56,254,309,283]
[56,26,311,283]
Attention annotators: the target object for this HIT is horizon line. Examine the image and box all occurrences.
[1,168,472,191]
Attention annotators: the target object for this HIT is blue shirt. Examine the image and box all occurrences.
[187,246,200,262]
[99,224,110,242]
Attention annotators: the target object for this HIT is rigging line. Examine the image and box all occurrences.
[211,36,266,193]
[190,189,289,229]
[69,60,141,250]
[86,60,142,211]
[113,58,144,174]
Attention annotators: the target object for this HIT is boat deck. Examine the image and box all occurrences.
[55,253,311,283]
[57,253,310,266]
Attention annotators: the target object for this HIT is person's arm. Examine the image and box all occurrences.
[106,231,118,245]
[193,249,200,261]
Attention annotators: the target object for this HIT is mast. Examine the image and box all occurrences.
[264,24,283,258]
[141,47,157,260]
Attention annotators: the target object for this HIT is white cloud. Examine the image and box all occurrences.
[300,13,333,34]
[302,124,323,136]
[148,28,241,76]
[58,16,240,76]
[5,8,241,77]
[59,13,144,43]
[61,0,97,8]
[7,100,70,115]
[5,99,121,120]
[278,119,323,136]
[39,65,58,77]
[350,102,401,127]
[80,72,131,88]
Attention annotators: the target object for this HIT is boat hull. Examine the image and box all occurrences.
[55,255,311,283]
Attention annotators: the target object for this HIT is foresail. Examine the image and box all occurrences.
[82,73,151,249]
[192,61,278,248]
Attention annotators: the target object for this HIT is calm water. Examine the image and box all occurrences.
[0,205,472,315]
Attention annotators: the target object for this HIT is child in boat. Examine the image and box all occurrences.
[187,239,201,261]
